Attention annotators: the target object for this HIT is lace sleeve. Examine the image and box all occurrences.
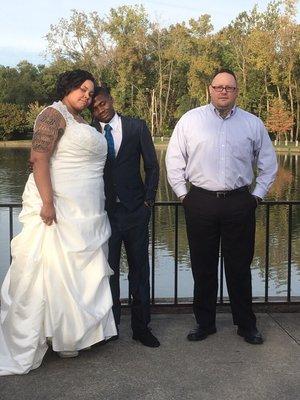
[32,107,66,153]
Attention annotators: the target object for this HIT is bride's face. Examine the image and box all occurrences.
[64,80,95,112]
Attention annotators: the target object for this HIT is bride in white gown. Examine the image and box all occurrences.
[0,70,117,375]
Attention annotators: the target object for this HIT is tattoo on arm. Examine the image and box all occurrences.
[32,108,66,153]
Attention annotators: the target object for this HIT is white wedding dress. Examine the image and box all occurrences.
[0,101,117,375]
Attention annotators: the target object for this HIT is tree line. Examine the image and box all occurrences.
[0,0,299,141]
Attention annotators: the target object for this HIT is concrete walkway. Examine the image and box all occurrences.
[0,313,299,400]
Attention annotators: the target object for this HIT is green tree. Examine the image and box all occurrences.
[45,9,111,80]
[219,6,263,109]
[274,0,300,141]
[103,5,151,117]
[0,62,50,107]
[26,102,45,130]
[0,1,295,139]
[187,15,220,104]
[0,103,27,140]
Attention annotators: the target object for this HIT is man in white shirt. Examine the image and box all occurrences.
[166,69,277,345]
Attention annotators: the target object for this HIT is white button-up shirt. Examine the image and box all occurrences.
[100,112,122,155]
[165,103,278,199]
[100,112,122,202]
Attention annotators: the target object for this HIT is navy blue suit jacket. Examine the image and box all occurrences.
[92,114,159,212]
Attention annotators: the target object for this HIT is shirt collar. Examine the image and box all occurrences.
[100,112,119,132]
[209,103,237,119]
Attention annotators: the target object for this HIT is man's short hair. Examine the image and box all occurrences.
[211,69,237,84]
[89,85,112,112]
[93,85,112,98]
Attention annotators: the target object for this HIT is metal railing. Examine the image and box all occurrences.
[1,201,300,309]
[0,203,18,263]
[151,201,300,308]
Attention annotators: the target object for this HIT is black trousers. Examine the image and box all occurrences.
[183,186,257,330]
[107,203,151,333]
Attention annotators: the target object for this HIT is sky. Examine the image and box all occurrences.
[1,0,299,66]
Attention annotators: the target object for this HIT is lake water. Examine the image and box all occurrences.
[0,148,300,301]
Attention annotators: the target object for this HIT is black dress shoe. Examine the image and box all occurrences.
[187,325,217,341]
[132,330,160,347]
[237,327,264,345]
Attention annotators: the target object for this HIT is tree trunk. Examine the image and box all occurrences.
[242,64,247,107]
[157,32,163,136]
[288,69,294,141]
[265,69,270,113]
[294,79,299,142]
[154,92,159,136]
[205,85,209,103]
[277,85,282,99]
[151,89,155,136]
[164,61,173,122]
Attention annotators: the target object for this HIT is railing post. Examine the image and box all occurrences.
[287,204,292,302]
[174,204,179,305]
[151,204,156,305]
[220,246,224,305]
[265,204,270,302]
[9,206,13,263]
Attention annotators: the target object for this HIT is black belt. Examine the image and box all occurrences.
[191,185,249,198]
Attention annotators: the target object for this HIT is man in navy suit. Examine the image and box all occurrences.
[91,86,160,347]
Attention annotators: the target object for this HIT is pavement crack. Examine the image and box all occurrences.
[267,313,300,345]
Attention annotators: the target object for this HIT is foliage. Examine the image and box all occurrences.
[266,98,294,140]
[26,102,45,130]
[0,103,27,140]
[0,1,299,139]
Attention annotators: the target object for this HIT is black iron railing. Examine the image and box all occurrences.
[152,201,300,306]
[1,201,300,308]
[0,203,18,263]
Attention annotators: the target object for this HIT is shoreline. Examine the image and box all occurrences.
[1,140,300,153]
[0,140,31,148]
[0,140,300,154]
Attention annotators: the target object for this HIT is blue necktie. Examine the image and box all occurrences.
[104,124,115,161]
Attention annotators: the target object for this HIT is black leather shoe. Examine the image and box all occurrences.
[187,325,217,341]
[237,327,264,345]
[132,330,160,347]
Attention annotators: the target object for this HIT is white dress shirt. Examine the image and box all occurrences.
[100,112,122,155]
[100,112,122,202]
[165,103,278,199]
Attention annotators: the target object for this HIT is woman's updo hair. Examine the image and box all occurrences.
[56,69,96,100]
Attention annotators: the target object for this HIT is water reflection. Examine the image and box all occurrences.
[0,148,30,203]
[0,148,300,299]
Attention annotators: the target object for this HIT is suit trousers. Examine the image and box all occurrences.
[107,203,151,333]
[183,186,257,330]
